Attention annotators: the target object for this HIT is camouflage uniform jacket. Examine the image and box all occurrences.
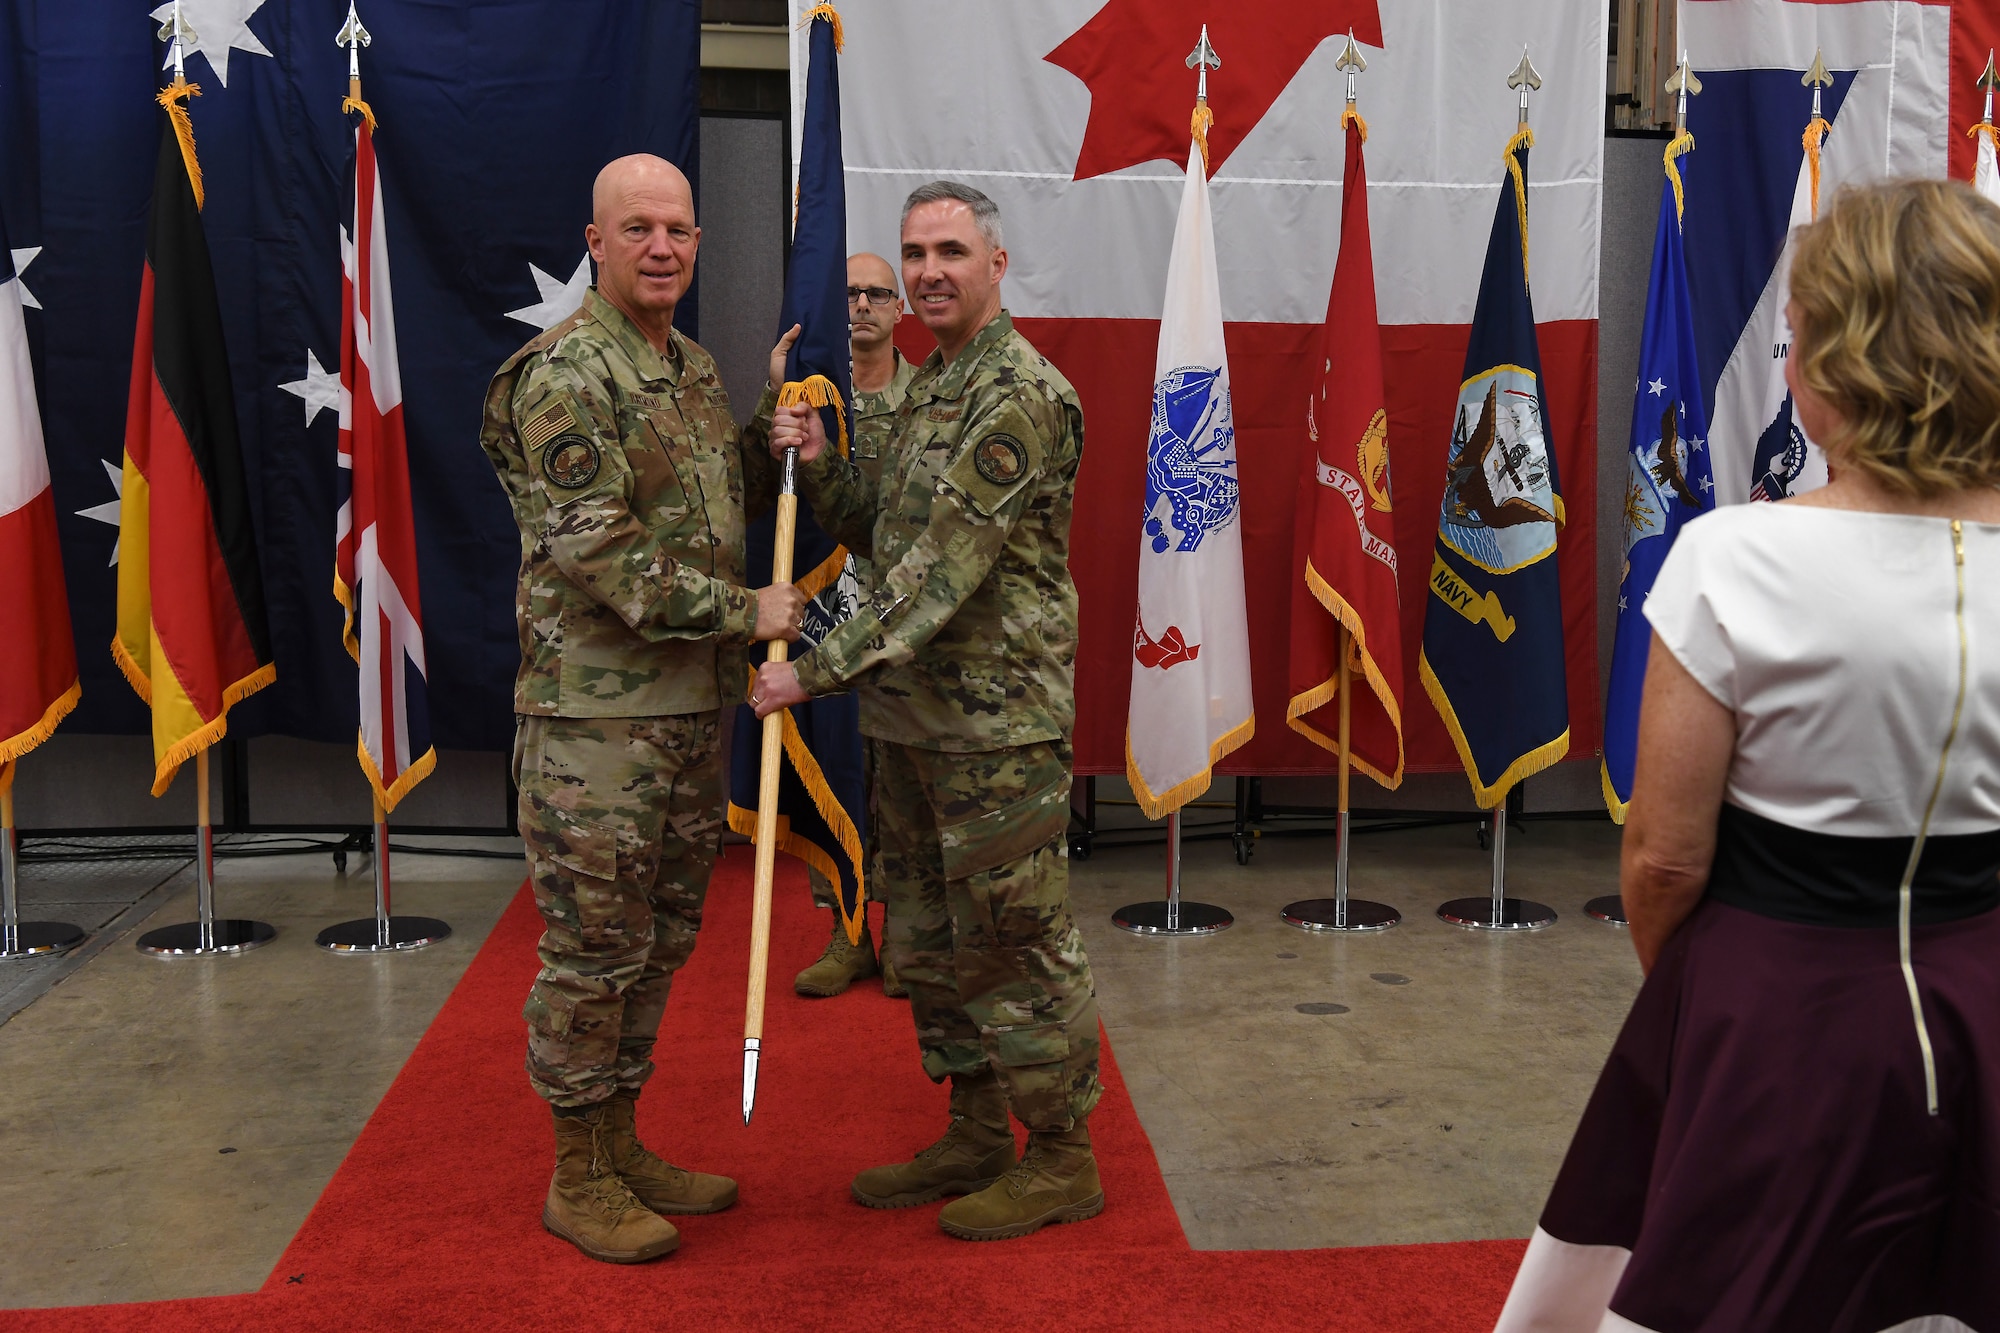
[789,312,1083,753]
[479,288,775,717]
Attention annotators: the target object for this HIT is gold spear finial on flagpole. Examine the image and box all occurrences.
[1801,49,1834,218]
[1187,25,1221,173]
[1335,32,1368,137]
[1803,48,1832,118]
[1665,50,1701,134]
[1508,48,1542,128]
[1980,50,1998,126]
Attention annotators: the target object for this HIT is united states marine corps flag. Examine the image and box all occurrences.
[335,72,435,812]
[1286,74,1404,788]
[728,0,868,941]
[1419,90,1568,809]
[114,73,275,796]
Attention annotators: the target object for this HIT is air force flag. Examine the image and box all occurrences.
[1418,130,1568,808]
[1602,138,1715,822]
[1125,125,1254,819]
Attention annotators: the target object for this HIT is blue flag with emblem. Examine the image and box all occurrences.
[1418,128,1569,808]
[726,2,869,942]
[1602,135,1714,822]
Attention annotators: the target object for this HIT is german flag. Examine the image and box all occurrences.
[113,83,273,797]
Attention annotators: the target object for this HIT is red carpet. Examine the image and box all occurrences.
[0,851,1524,1330]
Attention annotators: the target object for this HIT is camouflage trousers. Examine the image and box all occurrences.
[513,712,725,1108]
[872,738,1101,1132]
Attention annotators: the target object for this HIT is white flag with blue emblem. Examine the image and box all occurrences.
[1126,134,1254,820]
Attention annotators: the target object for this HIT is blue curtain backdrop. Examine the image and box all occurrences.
[0,0,701,752]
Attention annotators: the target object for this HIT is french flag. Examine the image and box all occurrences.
[0,211,79,777]
[829,0,1605,784]
[336,112,435,812]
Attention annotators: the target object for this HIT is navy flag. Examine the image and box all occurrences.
[1602,135,1714,821]
[727,3,869,942]
[1418,129,1569,808]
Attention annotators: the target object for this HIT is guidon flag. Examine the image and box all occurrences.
[114,83,276,796]
[728,1,869,941]
[1418,125,1569,808]
[0,211,79,792]
[1126,93,1255,818]
[335,97,435,812]
[1286,101,1404,788]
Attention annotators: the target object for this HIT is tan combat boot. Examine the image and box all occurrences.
[851,1070,1016,1208]
[601,1096,739,1215]
[794,915,879,997]
[880,954,908,999]
[937,1120,1104,1241]
[543,1107,680,1263]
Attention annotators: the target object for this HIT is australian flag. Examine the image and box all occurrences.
[1417,130,1568,809]
[1602,141,1715,822]
[727,4,869,941]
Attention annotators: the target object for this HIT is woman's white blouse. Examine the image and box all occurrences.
[1644,503,2000,837]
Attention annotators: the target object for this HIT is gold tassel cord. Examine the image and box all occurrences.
[156,78,205,211]
[1191,98,1214,175]
[1341,105,1369,142]
[776,374,850,459]
[1505,126,1536,286]
[1802,115,1831,219]
[342,94,378,133]
[1968,121,2000,174]
[797,1,844,52]
[1663,129,1695,227]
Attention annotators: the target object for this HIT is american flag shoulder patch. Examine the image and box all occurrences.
[520,399,579,451]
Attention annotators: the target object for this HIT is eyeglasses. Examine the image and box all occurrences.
[847,285,897,306]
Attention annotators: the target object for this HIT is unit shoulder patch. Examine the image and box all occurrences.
[973,434,1028,485]
[543,434,602,489]
[521,400,578,451]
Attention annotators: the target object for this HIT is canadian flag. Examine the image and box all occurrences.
[0,219,78,785]
[828,0,1607,781]
[337,113,435,812]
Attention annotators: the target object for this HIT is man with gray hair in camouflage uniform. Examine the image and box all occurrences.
[480,153,806,1264]
[753,180,1105,1241]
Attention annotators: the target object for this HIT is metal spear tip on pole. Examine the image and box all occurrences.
[1664,51,1701,131]
[742,1039,760,1125]
[1335,30,1365,103]
[1979,50,1998,125]
[337,2,371,81]
[1187,24,1219,100]
[1508,48,1541,126]
[1803,48,1832,118]
[158,0,196,80]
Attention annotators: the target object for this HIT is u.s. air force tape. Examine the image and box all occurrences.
[973,434,1027,485]
[543,435,601,489]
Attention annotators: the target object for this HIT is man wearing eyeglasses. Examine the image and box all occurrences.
[793,252,919,1001]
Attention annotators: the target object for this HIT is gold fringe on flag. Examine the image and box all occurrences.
[1341,105,1369,142]
[1967,120,1999,173]
[1504,125,1535,286]
[1802,115,1831,218]
[0,680,81,769]
[797,1,844,51]
[776,374,850,458]
[156,78,205,211]
[1191,98,1214,174]
[342,94,378,133]
[1663,128,1695,226]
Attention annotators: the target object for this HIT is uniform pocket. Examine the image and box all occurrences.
[938,775,1070,881]
[532,796,619,882]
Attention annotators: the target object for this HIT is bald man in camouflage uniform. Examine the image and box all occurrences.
[755,182,1103,1241]
[481,154,803,1264]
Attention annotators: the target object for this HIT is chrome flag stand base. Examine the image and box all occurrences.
[1,788,85,959]
[317,813,450,953]
[1283,812,1401,932]
[1113,811,1233,936]
[139,756,277,957]
[1584,895,1629,926]
[1438,807,1555,932]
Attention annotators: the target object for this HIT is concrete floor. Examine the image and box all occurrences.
[0,815,1635,1309]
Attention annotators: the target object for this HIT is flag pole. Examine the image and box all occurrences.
[1432,54,1556,936]
[1281,37,1400,934]
[315,3,448,956]
[743,448,799,1124]
[138,748,276,955]
[0,769,86,959]
[1283,624,1399,931]
[1112,25,1234,940]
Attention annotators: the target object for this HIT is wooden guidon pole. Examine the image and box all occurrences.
[742,449,799,1124]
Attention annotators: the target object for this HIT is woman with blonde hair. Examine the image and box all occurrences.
[1497,177,2000,1330]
